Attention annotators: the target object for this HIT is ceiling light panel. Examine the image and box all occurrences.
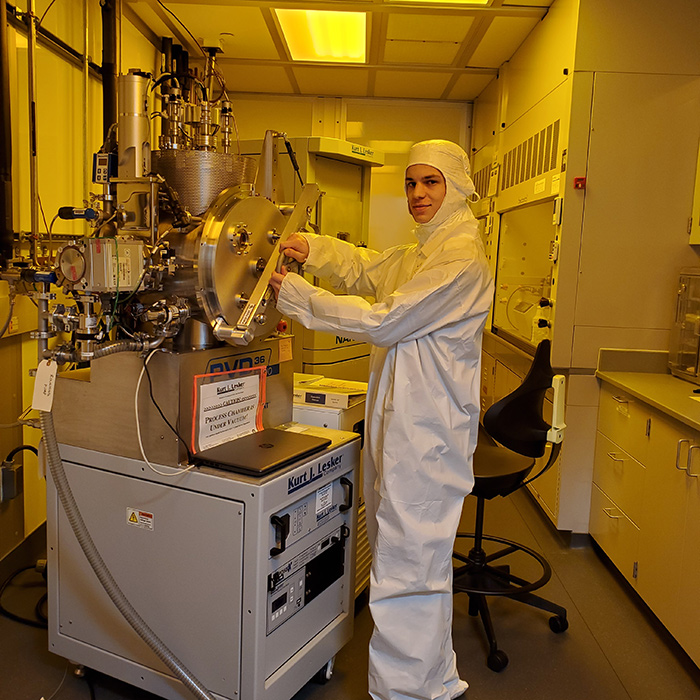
[276,9,367,63]
[386,0,490,5]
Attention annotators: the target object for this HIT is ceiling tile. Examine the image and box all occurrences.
[155,4,280,60]
[468,16,541,68]
[384,40,460,65]
[374,70,453,99]
[503,0,554,6]
[219,65,293,94]
[293,67,369,96]
[123,0,556,102]
[447,73,495,100]
[386,13,474,42]
[127,2,173,39]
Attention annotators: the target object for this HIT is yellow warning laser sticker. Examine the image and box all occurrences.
[126,507,154,531]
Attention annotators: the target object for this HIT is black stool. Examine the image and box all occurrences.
[453,339,568,672]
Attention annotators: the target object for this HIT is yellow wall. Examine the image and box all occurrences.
[228,93,472,252]
[344,99,471,252]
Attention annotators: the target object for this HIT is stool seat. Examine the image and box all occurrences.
[472,428,535,500]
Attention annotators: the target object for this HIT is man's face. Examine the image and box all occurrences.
[405,164,447,223]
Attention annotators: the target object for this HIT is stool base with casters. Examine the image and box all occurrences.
[453,499,568,671]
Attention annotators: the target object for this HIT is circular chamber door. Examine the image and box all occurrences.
[197,188,286,343]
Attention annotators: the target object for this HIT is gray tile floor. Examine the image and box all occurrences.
[2,489,699,700]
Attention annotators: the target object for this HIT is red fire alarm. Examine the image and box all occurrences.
[573,177,587,190]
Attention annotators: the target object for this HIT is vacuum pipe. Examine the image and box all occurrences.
[101,0,117,140]
[0,1,13,263]
[27,0,39,263]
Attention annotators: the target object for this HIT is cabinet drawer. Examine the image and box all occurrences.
[589,484,639,586]
[598,385,650,464]
[593,432,645,526]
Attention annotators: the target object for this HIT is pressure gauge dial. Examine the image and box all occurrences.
[56,245,87,287]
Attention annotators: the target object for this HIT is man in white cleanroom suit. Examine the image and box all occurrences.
[270,140,493,700]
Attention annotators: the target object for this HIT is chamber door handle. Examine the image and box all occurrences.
[270,514,290,556]
[339,476,353,512]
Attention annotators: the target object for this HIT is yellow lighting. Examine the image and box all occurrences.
[387,0,489,4]
[276,9,366,63]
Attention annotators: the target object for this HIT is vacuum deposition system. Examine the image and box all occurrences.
[1,16,360,700]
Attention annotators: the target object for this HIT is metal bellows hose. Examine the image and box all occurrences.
[40,409,214,700]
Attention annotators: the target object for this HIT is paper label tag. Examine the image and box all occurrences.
[197,373,262,451]
[279,336,293,363]
[32,360,58,412]
[551,174,561,195]
[316,483,333,515]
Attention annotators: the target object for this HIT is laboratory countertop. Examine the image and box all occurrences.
[596,369,700,433]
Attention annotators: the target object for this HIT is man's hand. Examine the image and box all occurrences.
[269,266,288,301]
[280,233,310,263]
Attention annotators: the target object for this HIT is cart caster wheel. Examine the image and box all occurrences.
[549,615,569,633]
[313,657,335,684]
[487,649,508,672]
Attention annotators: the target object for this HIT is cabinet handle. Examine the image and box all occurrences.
[603,507,621,519]
[270,514,290,557]
[612,395,629,404]
[676,439,691,471]
[688,445,700,478]
[606,452,626,464]
[339,476,354,512]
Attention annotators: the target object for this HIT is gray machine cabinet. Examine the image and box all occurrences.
[47,433,359,700]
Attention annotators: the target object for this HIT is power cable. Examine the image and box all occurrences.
[37,0,59,28]
[142,354,194,462]
[134,350,196,476]
[5,444,38,461]
[155,0,207,58]
[44,665,69,700]
[0,565,48,629]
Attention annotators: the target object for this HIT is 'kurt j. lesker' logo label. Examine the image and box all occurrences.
[288,454,343,494]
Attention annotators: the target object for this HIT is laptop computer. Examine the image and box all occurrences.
[193,428,332,476]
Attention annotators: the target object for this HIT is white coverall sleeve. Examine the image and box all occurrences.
[277,248,490,348]
[302,233,391,298]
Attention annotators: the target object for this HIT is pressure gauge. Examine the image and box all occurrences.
[56,245,87,287]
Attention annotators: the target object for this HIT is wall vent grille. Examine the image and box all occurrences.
[473,164,490,198]
[501,119,560,191]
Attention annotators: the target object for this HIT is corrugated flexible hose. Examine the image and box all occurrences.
[40,409,214,700]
